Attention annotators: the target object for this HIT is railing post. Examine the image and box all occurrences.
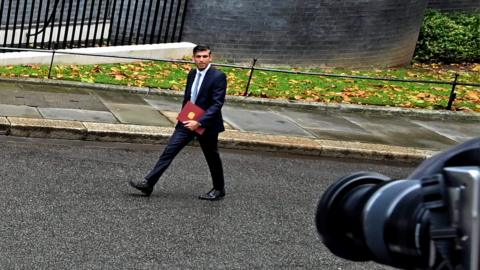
[243,58,257,96]
[48,50,56,79]
[446,73,459,110]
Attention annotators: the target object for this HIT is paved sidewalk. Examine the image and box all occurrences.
[0,78,479,162]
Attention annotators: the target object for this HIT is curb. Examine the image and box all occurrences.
[1,77,479,121]
[1,116,434,163]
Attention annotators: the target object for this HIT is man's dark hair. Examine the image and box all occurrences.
[193,45,211,55]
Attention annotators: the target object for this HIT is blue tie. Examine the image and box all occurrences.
[191,72,202,103]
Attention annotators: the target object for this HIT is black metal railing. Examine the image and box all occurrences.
[0,47,479,111]
[0,0,187,50]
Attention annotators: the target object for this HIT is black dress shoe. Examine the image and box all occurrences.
[199,188,225,201]
[129,179,153,196]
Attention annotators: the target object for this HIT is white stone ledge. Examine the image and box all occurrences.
[0,42,196,66]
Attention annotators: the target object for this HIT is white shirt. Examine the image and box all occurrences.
[190,64,211,101]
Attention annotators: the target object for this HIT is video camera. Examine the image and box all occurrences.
[315,138,480,270]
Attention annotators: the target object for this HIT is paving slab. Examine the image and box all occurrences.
[96,91,172,126]
[0,88,31,105]
[222,105,312,137]
[8,117,86,140]
[0,88,108,110]
[306,128,387,144]
[95,90,148,105]
[0,104,41,118]
[275,108,380,143]
[0,117,9,135]
[160,110,179,125]
[342,115,457,150]
[41,91,107,110]
[275,108,360,131]
[144,96,183,112]
[102,103,171,126]
[411,120,480,143]
[38,108,118,123]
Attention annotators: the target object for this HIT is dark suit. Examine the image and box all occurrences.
[144,66,227,190]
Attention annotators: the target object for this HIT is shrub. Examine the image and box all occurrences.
[414,9,480,63]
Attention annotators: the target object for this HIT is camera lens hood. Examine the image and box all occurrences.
[315,171,390,260]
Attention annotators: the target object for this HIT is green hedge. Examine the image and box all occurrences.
[414,9,480,63]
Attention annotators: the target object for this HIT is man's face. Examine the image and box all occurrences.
[193,50,212,70]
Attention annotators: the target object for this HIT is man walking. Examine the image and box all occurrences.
[129,45,227,201]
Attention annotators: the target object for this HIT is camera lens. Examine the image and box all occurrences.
[315,172,431,269]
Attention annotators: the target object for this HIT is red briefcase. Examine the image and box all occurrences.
[177,101,206,135]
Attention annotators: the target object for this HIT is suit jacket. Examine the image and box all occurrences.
[177,66,227,133]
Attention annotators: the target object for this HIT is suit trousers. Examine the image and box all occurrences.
[144,125,224,190]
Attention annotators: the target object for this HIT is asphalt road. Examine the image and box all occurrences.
[0,136,415,269]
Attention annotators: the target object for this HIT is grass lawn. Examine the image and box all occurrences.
[0,61,478,112]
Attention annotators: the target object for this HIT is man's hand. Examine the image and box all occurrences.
[183,120,201,131]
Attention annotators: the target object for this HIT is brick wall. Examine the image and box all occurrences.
[182,0,433,67]
[427,0,480,12]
